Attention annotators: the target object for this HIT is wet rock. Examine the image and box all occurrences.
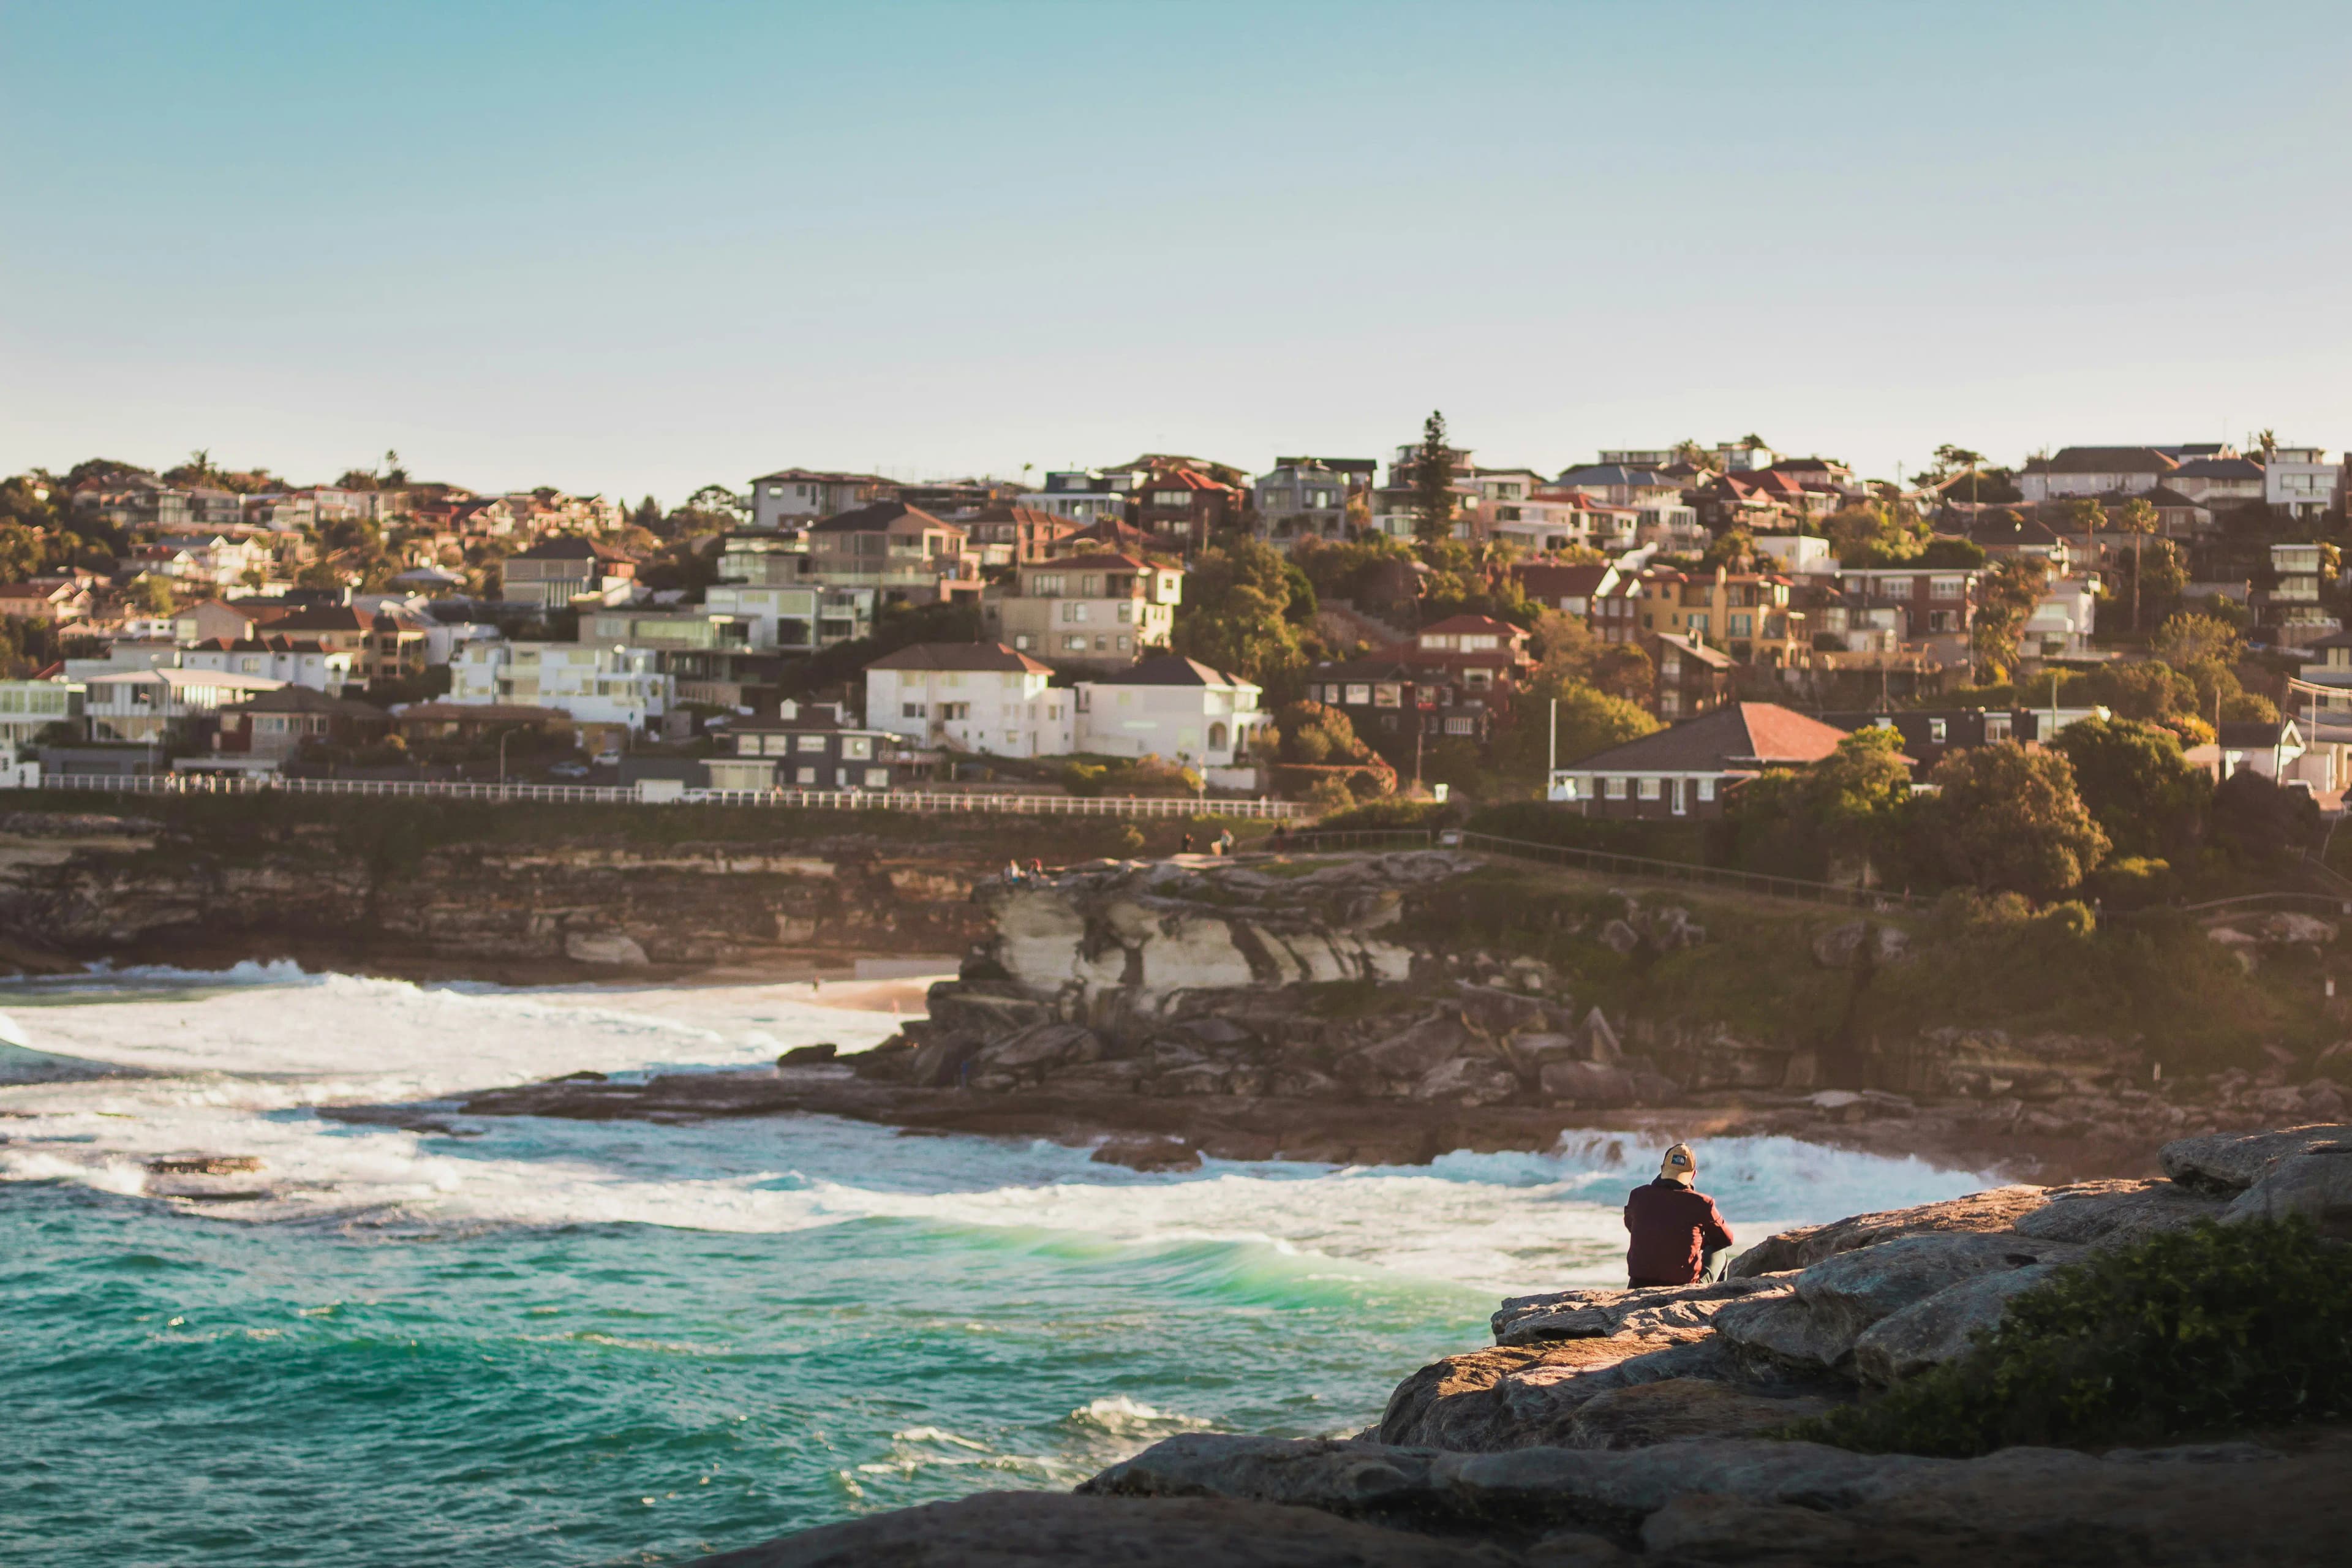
[1092,1134,1202,1172]
[2158,1123,2352,1192]
[684,1490,1511,1567]
[1492,1279,1792,1348]
[1565,1378,1839,1450]
[2223,1145,2352,1238]
[1729,1186,2050,1277]
[146,1155,265,1175]
[1849,1262,2065,1384]
[775,1044,837,1067]
[847,1038,914,1082]
[974,1022,1103,1077]
[909,1031,984,1088]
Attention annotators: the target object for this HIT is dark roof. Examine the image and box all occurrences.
[1559,702,1852,771]
[396,702,571,724]
[1653,634,1737,669]
[864,641,1051,674]
[2140,486,2207,509]
[1417,614,1525,638]
[2173,457,2264,479]
[511,536,630,563]
[221,686,386,718]
[2024,447,2179,475]
[2301,630,2352,652]
[1512,564,1611,597]
[2217,720,2294,748]
[1966,516,2065,547]
[809,500,958,535]
[1554,464,1675,488]
[1088,654,1251,688]
[965,504,1076,530]
[249,606,372,633]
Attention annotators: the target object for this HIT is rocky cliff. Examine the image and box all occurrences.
[0,809,993,979]
[850,851,2348,1178]
[692,1121,2352,1566]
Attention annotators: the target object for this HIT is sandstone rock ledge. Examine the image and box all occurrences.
[687,1123,2352,1566]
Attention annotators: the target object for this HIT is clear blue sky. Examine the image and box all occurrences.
[4,1,2348,503]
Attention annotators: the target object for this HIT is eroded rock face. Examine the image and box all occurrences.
[2160,1123,2352,1193]
[1563,1378,1838,1450]
[2009,1177,2226,1245]
[2223,1144,2352,1238]
[1377,1333,1728,1452]
[1849,1262,2065,1385]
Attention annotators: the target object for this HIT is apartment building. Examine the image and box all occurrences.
[501,537,637,609]
[747,469,890,530]
[804,502,979,605]
[704,582,874,650]
[1253,458,1363,549]
[979,553,1182,669]
[447,641,673,729]
[181,637,355,695]
[2265,448,2342,520]
[1072,655,1265,767]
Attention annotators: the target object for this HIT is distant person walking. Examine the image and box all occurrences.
[1623,1142,1736,1289]
[1215,827,1236,856]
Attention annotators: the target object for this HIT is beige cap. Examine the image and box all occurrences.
[1660,1142,1697,1183]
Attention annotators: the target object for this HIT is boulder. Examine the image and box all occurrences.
[1376,1334,1728,1452]
[1046,1059,1148,1095]
[2158,1123,2352,1193]
[2009,1178,2226,1246]
[1565,1378,1839,1450]
[908,1031,984,1088]
[1790,1231,2082,1353]
[683,1490,1507,1567]
[1342,1014,1482,1087]
[1092,1135,1202,1172]
[564,930,649,966]
[1729,1186,2049,1277]
[923,984,1056,1036]
[1492,1279,1792,1348]
[775,1043,837,1067]
[1539,1061,1640,1108]
[2223,1145,2352,1238]
[848,1038,914,1082]
[1411,1055,1525,1107]
[974,1022,1103,1075]
[1849,1262,2065,1384]
[1708,1294,1852,1373]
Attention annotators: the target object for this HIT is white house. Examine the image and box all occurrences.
[2018,447,2177,503]
[1073,655,1265,767]
[862,643,1070,758]
[0,678,80,745]
[2264,448,2341,521]
[447,641,673,729]
[2021,574,2103,660]
[181,638,355,695]
[1752,534,1834,578]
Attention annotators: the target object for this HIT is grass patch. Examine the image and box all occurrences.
[1784,1218,2352,1455]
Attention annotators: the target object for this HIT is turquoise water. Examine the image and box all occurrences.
[0,969,1994,1566]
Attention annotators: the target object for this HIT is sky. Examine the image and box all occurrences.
[4,0,2350,504]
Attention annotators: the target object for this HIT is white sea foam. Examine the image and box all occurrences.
[0,970,1997,1293]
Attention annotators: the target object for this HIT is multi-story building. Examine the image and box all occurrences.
[0,677,81,745]
[747,469,891,530]
[2258,541,2337,646]
[1404,614,1536,695]
[500,537,637,609]
[2166,456,2265,510]
[715,532,808,586]
[1632,567,1811,668]
[1133,468,1243,551]
[703,701,911,793]
[703,582,873,650]
[1253,459,1361,549]
[80,668,287,744]
[2018,447,2178,503]
[1072,655,1265,767]
[2020,575,2104,660]
[447,641,673,730]
[978,552,1183,669]
[861,643,1071,758]
[2265,448,2341,520]
[1828,566,1979,663]
[962,504,1077,567]
[1016,470,1141,527]
[1550,462,1684,508]
[804,501,979,605]
[181,636,355,695]
[1489,488,1602,554]
[211,687,390,764]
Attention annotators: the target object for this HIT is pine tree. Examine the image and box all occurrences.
[1410,410,1457,546]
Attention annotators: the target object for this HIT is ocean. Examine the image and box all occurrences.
[0,967,1992,1566]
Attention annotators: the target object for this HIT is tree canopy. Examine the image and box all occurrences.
[1917,742,2109,900]
[2050,716,2211,861]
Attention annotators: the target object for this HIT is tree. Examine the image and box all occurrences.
[2061,497,2108,535]
[1934,444,1988,506]
[2152,612,2243,671]
[1969,556,2053,681]
[1916,742,2109,900]
[1917,537,1988,568]
[1731,724,1915,882]
[1409,410,1458,545]
[2050,717,2211,861]
[1526,610,1652,704]
[1672,438,1721,473]
[2115,497,2158,633]
[1169,538,1313,692]
[128,575,178,614]
[383,450,409,485]
[2209,769,2316,867]
[631,495,663,533]
[1544,684,1660,768]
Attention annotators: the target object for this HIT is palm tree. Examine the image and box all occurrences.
[2117,497,2158,635]
[2255,429,2278,462]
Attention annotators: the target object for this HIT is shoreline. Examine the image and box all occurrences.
[333,1064,2169,1187]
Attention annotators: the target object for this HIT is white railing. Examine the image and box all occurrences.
[30,772,1308,819]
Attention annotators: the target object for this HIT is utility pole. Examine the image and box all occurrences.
[1548,696,1558,790]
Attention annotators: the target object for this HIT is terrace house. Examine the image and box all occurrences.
[979,553,1182,669]
[805,502,979,605]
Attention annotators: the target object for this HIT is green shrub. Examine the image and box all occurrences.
[1314,798,1457,832]
[1784,1218,2352,1456]
[1061,761,1109,797]
[2086,855,2179,910]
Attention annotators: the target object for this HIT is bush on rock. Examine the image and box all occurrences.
[1784,1217,2352,1455]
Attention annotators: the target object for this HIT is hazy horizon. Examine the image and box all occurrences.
[6,0,2348,505]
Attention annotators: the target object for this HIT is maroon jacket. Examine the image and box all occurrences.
[1623,1178,1735,1286]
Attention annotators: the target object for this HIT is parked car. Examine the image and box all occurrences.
[547,761,591,780]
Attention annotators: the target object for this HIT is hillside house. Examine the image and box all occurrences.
[1547,701,1856,818]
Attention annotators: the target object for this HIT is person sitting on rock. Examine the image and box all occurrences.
[1623,1141,1736,1289]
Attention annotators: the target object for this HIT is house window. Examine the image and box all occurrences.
[1444,716,1475,735]
[1116,635,1130,650]
[1013,634,1031,649]
[902,702,923,719]
[1605,777,1627,799]
[864,767,889,787]
[796,734,826,753]
[1929,718,1947,743]
[1638,778,1662,800]
[843,736,873,760]
[795,766,817,784]
[1883,577,1914,598]
[943,703,969,720]
[1696,778,1716,802]
[1556,777,1580,799]
[1063,635,1088,650]
[1986,715,2012,741]
[1033,574,1064,595]
[1730,613,1752,636]
[1345,684,1371,704]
